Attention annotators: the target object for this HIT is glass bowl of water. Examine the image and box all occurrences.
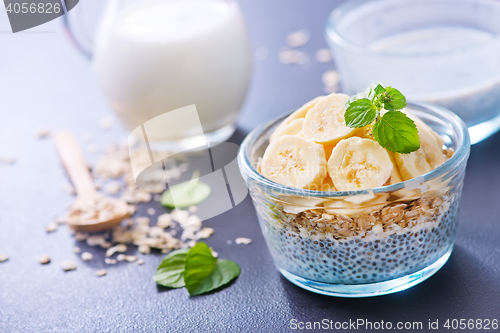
[326,0,500,144]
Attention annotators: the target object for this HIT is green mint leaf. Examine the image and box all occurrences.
[382,87,406,111]
[184,243,240,296]
[374,84,385,96]
[161,171,211,208]
[383,103,395,112]
[344,99,377,128]
[189,259,240,296]
[153,248,190,288]
[345,82,380,109]
[184,243,218,295]
[372,111,420,154]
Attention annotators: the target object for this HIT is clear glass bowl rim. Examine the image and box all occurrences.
[325,0,500,57]
[237,101,471,198]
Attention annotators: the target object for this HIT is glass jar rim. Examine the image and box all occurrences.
[325,0,500,57]
[237,101,470,198]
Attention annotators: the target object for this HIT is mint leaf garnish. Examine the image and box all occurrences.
[161,171,211,208]
[344,99,377,128]
[381,87,406,111]
[184,243,239,296]
[153,248,190,288]
[374,84,385,96]
[344,83,419,154]
[373,111,420,154]
[183,242,217,294]
[189,259,240,296]
[345,82,380,109]
[154,242,240,296]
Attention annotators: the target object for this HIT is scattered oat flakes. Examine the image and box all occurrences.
[124,255,138,262]
[45,223,58,233]
[0,253,9,262]
[61,260,77,271]
[96,269,107,277]
[255,47,269,60]
[81,252,93,261]
[186,240,197,248]
[157,213,172,228]
[153,194,161,202]
[322,70,340,87]
[171,209,189,223]
[86,235,107,247]
[105,258,117,265]
[128,205,137,216]
[101,241,113,249]
[104,181,121,195]
[181,214,201,230]
[211,250,218,258]
[106,243,127,257]
[315,48,332,63]
[34,127,51,139]
[188,206,198,213]
[136,259,144,265]
[39,254,51,264]
[148,226,164,238]
[136,217,150,226]
[75,232,88,241]
[138,245,151,254]
[99,117,114,130]
[73,246,81,253]
[286,29,310,47]
[117,254,126,261]
[235,237,252,245]
[195,228,214,240]
[170,230,177,236]
[279,47,309,65]
[69,195,121,224]
[147,208,156,216]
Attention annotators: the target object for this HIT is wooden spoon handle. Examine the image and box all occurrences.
[54,131,96,206]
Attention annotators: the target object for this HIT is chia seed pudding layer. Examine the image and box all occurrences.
[253,190,459,285]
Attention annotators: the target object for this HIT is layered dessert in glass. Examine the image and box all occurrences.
[238,93,470,296]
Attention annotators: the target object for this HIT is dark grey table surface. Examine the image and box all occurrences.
[1,1,499,332]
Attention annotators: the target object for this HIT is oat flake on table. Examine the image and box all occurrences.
[235,237,252,245]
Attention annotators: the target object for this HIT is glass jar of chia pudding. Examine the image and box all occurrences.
[237,102,470,297]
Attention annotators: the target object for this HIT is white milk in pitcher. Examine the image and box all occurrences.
[94,0,251,143]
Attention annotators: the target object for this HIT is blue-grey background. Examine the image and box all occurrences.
[0,0,499,332]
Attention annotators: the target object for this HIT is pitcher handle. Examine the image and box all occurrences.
[62,1,93,60]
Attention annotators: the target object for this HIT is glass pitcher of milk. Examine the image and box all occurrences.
[64,0,252,149]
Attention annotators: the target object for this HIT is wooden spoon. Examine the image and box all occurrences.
[54,131,129,232]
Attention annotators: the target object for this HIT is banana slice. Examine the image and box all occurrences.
[324,193,390,216]
[386,150,404,185]
[279,195,327,214]
[270,96,323,142]
[319,175,336,192]
[302,93,357,144]
[394,119,444,181]
[328,137,393,191]
[261,135,327,189]
[269,118,303,142]
[404,111,446,150]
